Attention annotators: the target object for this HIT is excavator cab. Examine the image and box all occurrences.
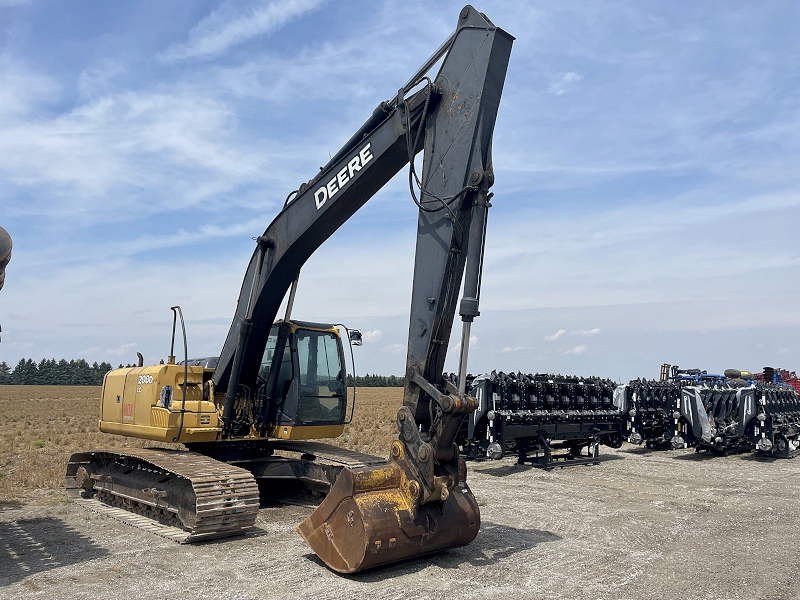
[257,321,350,439]
[91,319,352,444]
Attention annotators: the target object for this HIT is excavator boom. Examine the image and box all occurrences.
[295,7,513,572]
[213,7,512,428]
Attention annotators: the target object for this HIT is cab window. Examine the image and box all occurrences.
[295,329,345,424]
[259,325,293,401]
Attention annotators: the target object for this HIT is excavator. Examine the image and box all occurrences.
[66,6,513,573]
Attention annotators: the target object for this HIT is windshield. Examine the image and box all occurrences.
[259,325,292,401]
[295,329,345,423]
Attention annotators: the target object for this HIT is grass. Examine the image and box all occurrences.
[0,385,403,504]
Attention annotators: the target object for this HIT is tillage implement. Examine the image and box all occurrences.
[616,365,800,457]
[456,371,623,469]
[67,5,513,574]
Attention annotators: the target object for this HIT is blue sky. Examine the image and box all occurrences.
[0,0,798,381]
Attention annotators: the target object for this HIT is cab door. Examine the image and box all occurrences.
[293,329,347,425]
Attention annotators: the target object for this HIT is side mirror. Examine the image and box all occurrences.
[349,329,363,346]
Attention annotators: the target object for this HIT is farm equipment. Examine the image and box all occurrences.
[748,380,800,458]
[66,6,513,574]
[661,364,800,456]
[624,365,756,453]
[616,379,680,448]
[675,383,757,455]
[660,363,728,385]
[620,364,800,458]
[457,371,623,470]
[628,365,753,453]
[676,369,800,457]
[747,367,800,393]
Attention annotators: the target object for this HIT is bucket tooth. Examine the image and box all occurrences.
[296,460,480,573]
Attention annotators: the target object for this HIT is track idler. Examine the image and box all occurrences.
[297,382,480,573]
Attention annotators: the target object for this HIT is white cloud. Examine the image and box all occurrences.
[106,343,138,357]
[382,343,405,354]
[547,72,583,95]
[0,23,433,228]
[451,335,478,354]
[0,89,277,222]
[571,328,601,337]
[160,0,327,62]
[78,61,125,98]
[479,190,800,313]
[543,329,566,341]
[502,346,526,353]
[0,1,448,228]
[0,57,60,118]
[566,345,588,355]
[361,329,382,343]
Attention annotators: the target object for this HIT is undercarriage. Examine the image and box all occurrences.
[66,441,388,542]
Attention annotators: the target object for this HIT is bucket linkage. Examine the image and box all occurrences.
[297,368,480,573]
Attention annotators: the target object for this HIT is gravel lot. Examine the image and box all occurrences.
[1,445,798,599]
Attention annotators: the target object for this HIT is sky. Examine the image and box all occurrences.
[0,0,798,382]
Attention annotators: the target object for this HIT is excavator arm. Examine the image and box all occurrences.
[214,5,512,572]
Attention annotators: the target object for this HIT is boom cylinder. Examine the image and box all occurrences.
[222,240,268,433]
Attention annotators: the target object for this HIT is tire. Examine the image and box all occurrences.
[724,369,742,379]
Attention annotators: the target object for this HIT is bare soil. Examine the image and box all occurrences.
[1,386,799,599]
[0,385,397,503]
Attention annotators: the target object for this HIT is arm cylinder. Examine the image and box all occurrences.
[457,188,490,393]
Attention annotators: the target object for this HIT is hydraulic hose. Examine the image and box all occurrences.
[170,306,189,443]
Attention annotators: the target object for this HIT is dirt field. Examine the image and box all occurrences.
[2,386,799,599]
[0,385,399,504]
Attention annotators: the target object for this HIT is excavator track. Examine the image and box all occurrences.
[66,448,259,543]
[269,440,388,469]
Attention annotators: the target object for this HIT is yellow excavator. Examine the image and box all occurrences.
[66,5,513,573]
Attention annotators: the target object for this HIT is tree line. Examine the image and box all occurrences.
[0,360,404,387]
[347,373,404,387]
[0,358,122,386]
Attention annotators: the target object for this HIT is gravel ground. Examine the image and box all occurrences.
[1,445,798,599]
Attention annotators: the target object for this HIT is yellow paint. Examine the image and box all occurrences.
[280,320,342,337]
[354,489,408,513]
[98,350,345,444]
[99,364,220,443]
[353,466,397,489]
[266,424,344,440]
[98,420,220,443]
